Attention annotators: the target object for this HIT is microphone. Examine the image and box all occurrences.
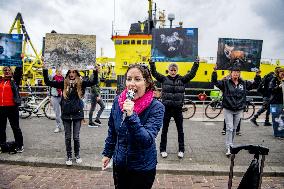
[126,89,135,100]
[122,89,136,122]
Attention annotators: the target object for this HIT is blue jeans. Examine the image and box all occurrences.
[89,95,105,122]
[270,104,284,137]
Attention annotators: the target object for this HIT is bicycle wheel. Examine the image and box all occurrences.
[182,101,196,119]
[19,107,32,119]
[43,100,56,120]
[242,102,255,120]
[205,101,223,119]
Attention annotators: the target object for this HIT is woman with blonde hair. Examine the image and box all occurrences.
[43,67,98,165]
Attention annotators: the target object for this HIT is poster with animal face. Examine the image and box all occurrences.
[217,38,263,71]
[151,28,198,62]
[44,33,96,70]
[0,33,23,67]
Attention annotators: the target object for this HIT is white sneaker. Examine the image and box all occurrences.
[160,152,168,158]
[226,148,231,156]
[177,151,184,158]
[66,158,72,166]
[75,157,82,164]
[54,128,61,133]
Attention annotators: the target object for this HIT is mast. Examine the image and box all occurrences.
[148,0,153,34]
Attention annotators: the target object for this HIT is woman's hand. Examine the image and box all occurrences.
[102,156,111,170]
[123,99,134,116]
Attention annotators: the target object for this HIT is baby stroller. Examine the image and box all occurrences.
[228,144,269,189]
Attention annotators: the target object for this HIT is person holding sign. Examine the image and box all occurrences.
[211,65,260,156]
[43,65,98,166]
[150,58,199,159]
[0,66,24,153]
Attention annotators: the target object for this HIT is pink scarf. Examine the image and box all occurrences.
[118,89,154,115]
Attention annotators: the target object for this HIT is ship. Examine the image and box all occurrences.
[2,3,283,89]
[108,0,283,93]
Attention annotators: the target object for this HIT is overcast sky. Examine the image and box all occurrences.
[1,0,283,61]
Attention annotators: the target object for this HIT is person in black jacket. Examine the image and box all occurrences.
[269,68,284,138]
[250,68,280,126]
[211,65,260,156]
[0,66,24,153]
[43,67,98,165]
[150,59,199,158]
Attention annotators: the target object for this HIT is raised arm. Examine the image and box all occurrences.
[246,72,262,90]
[149,61,165,83]
[43,69,64,89]
[181,60,199,83]
[13,67,23,86]
[211,70,225,91]
[83,69,98,87]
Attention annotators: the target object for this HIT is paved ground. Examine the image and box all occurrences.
[0,116,284,188]
[0,164,283,189]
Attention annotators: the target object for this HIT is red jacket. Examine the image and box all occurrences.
[0,80,16,106]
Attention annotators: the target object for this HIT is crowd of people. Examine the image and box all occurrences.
[0,59,284,188]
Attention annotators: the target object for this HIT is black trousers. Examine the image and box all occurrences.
[113,165,156,189]
[63,119,81,158]
[160,106,184,152]
[0,106,23,148]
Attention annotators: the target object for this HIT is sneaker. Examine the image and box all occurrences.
[160,151,168,158]
[225,148,231,156]
[54,128,61,133]
[16,146,24,153]
[250,118,259,126]
[66,157,72,166]
[222,131,226,135]
[264,122,272,126]
[88,122,99,128]
[94,119,102,126]
[177,151,184,158]
[236,132,242,136]
[75,156,82,164]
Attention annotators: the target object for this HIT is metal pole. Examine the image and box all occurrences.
[258,155,265,189]
[228,154,235,189]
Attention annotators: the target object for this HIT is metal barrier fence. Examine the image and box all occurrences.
[19,86,264,120]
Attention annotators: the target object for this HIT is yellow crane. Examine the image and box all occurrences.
[7,12,43,86]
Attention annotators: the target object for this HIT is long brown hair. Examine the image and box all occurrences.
[63,70,83,99]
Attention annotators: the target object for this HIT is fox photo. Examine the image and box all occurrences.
[151,28,198,62]
[216,38,263,71]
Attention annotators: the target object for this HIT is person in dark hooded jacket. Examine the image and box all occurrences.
[43,67,98,165]
[150,59,199,158]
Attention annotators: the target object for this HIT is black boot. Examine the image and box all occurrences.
[250,117,259,126]
[264,120,272,126]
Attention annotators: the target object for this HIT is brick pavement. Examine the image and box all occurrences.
[0,164,283,189]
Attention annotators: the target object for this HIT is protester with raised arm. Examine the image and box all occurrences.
[150,58,199,158]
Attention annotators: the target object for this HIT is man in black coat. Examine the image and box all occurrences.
[150,59,199,158]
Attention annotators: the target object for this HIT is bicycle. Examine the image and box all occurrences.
[19,85,55,120]
[182,99,196,119]
[205,97,255,120]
